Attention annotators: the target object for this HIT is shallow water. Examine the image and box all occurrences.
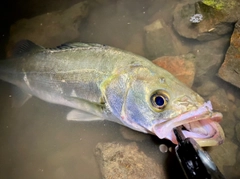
[0,0,240,178]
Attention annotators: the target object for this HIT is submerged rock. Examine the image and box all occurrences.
[196,80,218,96]
[221,112,236,140]
[226,91,236,103]
[209,88,229,112]
[144,18,190,59]
[152,54,195,87]
[144,20,175,59]
[7,1,89,52]
[95,142,166,179]
[193,36,229,83]
[208,139,238,173]
[218,21,240,89]
[237,150,240,166]
[173,1,237,41]
[236,122,240,143]
[234,107,240,121]
[125,33,145,57]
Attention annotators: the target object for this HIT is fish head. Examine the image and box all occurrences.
[120,66,224,147]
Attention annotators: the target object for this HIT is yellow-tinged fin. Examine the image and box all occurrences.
[67,109,103,121]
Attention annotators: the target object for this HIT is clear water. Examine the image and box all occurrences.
[0,0,239,178]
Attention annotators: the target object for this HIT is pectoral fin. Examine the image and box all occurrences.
[66,96,106,118]
[67,109,104,121]
[11,86,32,107]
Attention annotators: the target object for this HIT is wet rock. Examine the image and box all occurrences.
[237,150,240,165]
[218,21,240,89]
[95,142,166,179]
[120,126,149,142]
[234,107,240,121]
[221,112,236,140]
[7,1,89,51]
[223,165,240,179]
[79,2,145,50]
[192,37,229,83]
[94,0,111,4]
[236,98,240,107]
[152,54,195,87]
[115,0,154,21]
[236,122,240,143]
[227,91,235,102]
[144,18,191,60]
[125,33,145,57]
[208,139,238,173]
[209,88,229,112]
[196,53,224,82]
[144,9,191,60]
[173,1,237,41]
[144,20,175,59]
[196,80,218,96]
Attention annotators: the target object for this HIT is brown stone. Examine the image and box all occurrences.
[208,139,238,174]
[7,1,89,55]
[152,55,195,87]
[209,88,229,112]
[125,33,145,57]
[173,1,238,41]
[144,18,191,60]
[218,21,240,88]
[95,142,166,179]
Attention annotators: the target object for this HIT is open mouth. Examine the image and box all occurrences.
[153,101,225,147]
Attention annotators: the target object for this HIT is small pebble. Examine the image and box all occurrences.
[159,144,168,153]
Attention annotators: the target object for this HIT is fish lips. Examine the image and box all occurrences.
[152,101,225,147]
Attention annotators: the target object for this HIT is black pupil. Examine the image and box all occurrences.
[155,96,165,106]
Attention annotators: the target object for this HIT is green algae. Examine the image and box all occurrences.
[202,0,224,10]
[202,0,236,10]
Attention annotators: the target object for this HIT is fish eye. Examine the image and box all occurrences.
[151,91,169,110]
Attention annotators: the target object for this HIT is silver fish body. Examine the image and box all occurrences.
[0,40,225,146]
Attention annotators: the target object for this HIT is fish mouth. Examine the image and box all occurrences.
[152,101,225,147]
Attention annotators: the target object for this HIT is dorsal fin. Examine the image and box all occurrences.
[11,40,44,57]
[48,42,106,51]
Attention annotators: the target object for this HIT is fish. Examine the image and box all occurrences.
[0,40,225,147]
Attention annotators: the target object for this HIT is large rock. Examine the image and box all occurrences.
[7,1,89,53]
[95,142,166,179]
[234,107,240,121]
[208,139,238,173]
[192,36,230,83]
[125,32,145,57]
[236,122,240,144]
[218,21,240,89]
[173,1,238,41]
[78,1,146,50]
[196,80,218,96]
[208,88,229,112]
[221,112,236,140]
[144,17,191,60]
[144,20,176,59]
[152,54,195,87]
